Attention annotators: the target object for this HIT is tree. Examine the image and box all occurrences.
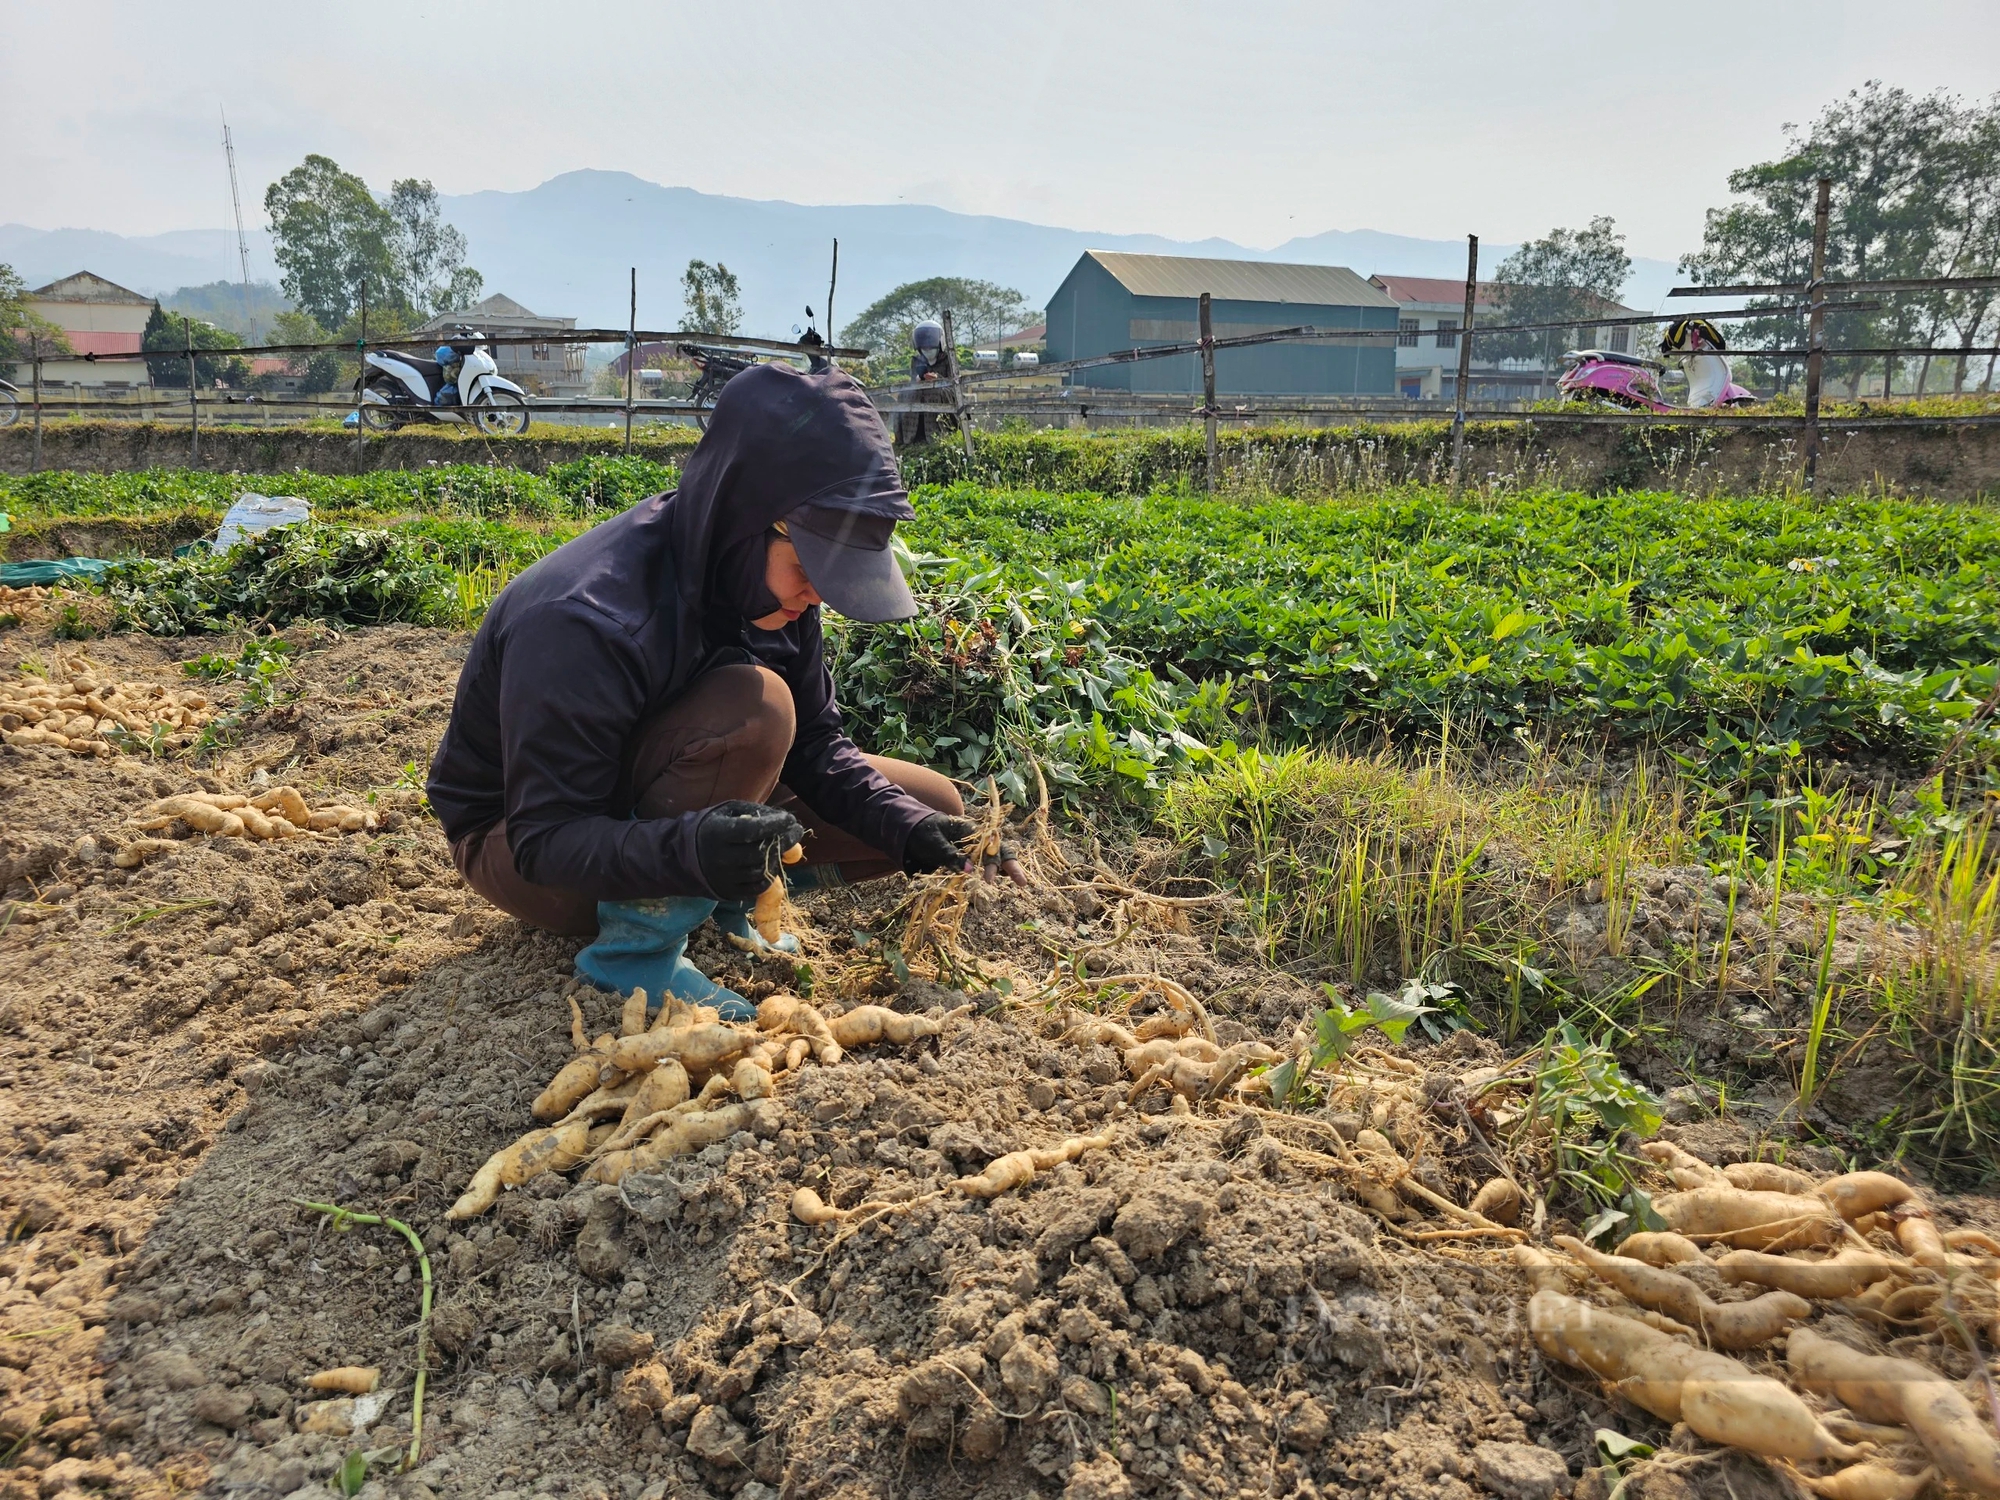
[268,310,342,394]
[1680,83,2000,395]
[142,304,249,387]
[840,277,1038,359]
[386,178,484,317]
[1488,218,1632,393]
[0,263,69,377]
[681,261,743,335]
[265,155,397,328]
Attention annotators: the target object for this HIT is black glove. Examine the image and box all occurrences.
[903,814,975,876]
[694,801,808,902]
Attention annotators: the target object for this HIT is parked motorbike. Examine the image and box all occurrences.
[1557,316,1754,412]
[354,332,530,435]
[0,379,20,428]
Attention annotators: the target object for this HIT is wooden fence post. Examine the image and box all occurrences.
[624,267,637,457]
[30,338,42,473]
[1199,292,1218,491]
[1450,236,1479,493]
[1803,176,1832,494]
[353,279,367,473]
[184,315,200,464]
[941,311,975,466]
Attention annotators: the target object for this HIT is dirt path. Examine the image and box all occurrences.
[1,623,1980,1500]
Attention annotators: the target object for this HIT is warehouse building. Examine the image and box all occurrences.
[1043,251,1398,396]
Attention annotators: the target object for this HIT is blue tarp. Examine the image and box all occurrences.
[0,557,117,586]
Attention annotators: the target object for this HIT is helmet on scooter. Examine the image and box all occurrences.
[435,345,457,366]
[1660,318,1727,355]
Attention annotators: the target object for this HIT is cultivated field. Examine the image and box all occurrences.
[1,454,1997,1500]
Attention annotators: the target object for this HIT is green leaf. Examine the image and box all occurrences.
[1595,1429,1656,1466]
[1362,987,1436,1043]
[336,1450,368,1497]
[1492,609,1529,642]
[1581,1207,1629,1243]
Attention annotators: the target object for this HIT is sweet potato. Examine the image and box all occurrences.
[1946,1228,2000,1257]
[1794,1465,1934,1500]
[1652,1186,1843,1248]
[829,1005,941,1048]
[1555,1234,1705,1325]
[1468,1178,1523,1227]
[1702,1290,1815,1349]
[138,796,245,837]
[1529,1291,1861,1461]
[586,1098,780,1183]
[1514,1244,1567,1295]
[1132,1012,1194,1042]
[533,1047,617,1122]
[619,987,650,1038]
[251,785,313,828]
[113,837,177,869]
[790,1187,854,1226]
[784,1037,812,1073]
[1616,1231,1709,1267]
[1066,1018,1141,1052]
[1120,1035,1222,1075]
[953,1133,1113,1199]
[1893,1213,1948,1270]
[560,1077,642,1124]
[1789,1327,2000,1496]
[308,805,377,833]
[305,1366,380,1395]
[608,1022,753,1077]
[1724,1161,1817,1195]
[757,995,841,1065]
[448,1117,595,1218]
[618,1060,691,1124]
[731,1055,775,1101]
[1641,1140,1726,1188]
[1715,1249,1901,1299]
[1818,1171,1917,1221]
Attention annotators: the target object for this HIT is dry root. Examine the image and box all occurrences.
[953,1133,1114,1199]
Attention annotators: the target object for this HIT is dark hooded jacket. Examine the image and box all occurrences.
[425,362,930,900]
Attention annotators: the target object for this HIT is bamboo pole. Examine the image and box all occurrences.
[1450,235,1479,494]
[353,278,368,473]
[184,315,199,463]
[1803,176,1832,493]
[624,267,636,456]
[30,337,42,472]
[1199,291,1217,492]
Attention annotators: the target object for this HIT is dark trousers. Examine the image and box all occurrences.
[450,665,961,937]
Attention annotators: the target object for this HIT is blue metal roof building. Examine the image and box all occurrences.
[1044,251,1400,396]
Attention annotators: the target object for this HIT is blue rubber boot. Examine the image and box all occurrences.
[713,863,845,955]
[575,896,754,1021]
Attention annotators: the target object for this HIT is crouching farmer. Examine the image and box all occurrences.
[426,362,1010,1019]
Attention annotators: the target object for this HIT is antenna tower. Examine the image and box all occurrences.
[221,108,256,338]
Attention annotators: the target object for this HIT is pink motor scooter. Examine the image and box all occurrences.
[1556,316,1756,412]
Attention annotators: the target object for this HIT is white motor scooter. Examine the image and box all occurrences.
[355,334,530,434]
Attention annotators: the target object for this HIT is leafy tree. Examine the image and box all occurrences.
[143,305,249,387]
[841,277,1038,360]
[268,310,342,394]
[680,260,743,335]
[0,263,70,377]
[1488,218,1631,391]
[386,178,484,317]
[265,156,397,328]
[161,280,292,341]
[1681,83,2000,395]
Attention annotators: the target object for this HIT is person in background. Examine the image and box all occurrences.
[427,361,1020,1020]
[433,343,463,406]
[893,319,950,447]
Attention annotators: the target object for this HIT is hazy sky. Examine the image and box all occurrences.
[9,1,2000,260]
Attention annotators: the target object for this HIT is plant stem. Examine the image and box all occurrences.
[294,1200,433,1473]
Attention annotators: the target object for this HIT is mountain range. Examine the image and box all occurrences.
[2,169,1692,341]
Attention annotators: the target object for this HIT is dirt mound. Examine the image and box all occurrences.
[1,622,1990,1500]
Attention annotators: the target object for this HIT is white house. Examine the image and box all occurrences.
[1368,274,1646,402]
[25,271,156,390]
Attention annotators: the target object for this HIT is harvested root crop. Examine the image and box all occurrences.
[1789,1327,2000,1496]
[448,1118,596,1218]
[607,1021,754,1077]
[1640,1140,1726,1187]
[305,1366,380,1395]
[954,1133,1114,1199]
[1892,1211,1948,1269]
[0,663,214,755]
[113,837,178,869]
[758,994,841,1065]
[1724,1161,1817,1195]
[1616,1231,1708,1267]
[1651,1186,1843,1248]
[586,1099,779,1184]
[132,787,375,843]
[1468,1178,1523,1227]
[1528,1290,1861,1462]
[1715,1250,1902,1300]
[828,1005,941,1049]
[1554,1235,1810,1348]
[1791,1464,1935,1500]
[790,1187,898,1227]
[533,1042,620,1123]
[1818,1171,1917,1221]
[749,844,806,946]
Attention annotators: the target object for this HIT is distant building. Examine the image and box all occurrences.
[25,271,156,390]
[1044,252,1398,396]
[1369,274,1647,402]
[417,293,586,397]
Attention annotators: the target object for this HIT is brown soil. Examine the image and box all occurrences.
[0,623,1988,1500]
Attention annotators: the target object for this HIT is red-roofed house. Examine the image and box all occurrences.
[1369,273,1643,402]
[26,271,157,390]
